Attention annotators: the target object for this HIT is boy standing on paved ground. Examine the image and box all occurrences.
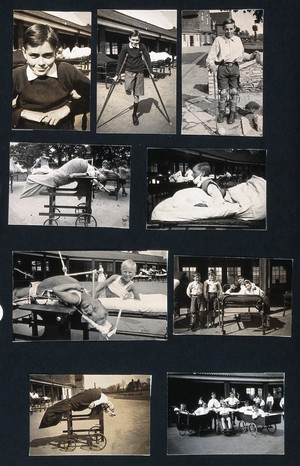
[206,19,256,125]
[114,29,154,126]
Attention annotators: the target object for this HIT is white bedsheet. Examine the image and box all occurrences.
[99,293,167,314]
[151,176,266,222]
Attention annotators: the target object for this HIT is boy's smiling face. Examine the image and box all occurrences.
[224,23,236,39]
[129,36,140,48]
[121,265,136,282]
[23,41,56,77]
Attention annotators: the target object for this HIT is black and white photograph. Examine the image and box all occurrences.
[12,10,91,131]
[168,372,285,455]
[148,148,266,229]
[9,143,131,227]
[97,10,177,133]
[13,250,168,341]
[29,373,151,456]
[174,256,292,337]
[182,9,263,136]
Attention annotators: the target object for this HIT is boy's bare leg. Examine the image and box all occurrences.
[133,95,139,126]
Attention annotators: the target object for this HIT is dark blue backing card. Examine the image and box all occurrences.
[0,0,300,465]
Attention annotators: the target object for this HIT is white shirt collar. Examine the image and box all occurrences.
[26,62,58,81]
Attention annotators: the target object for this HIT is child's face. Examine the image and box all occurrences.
[224,24,235,39]
[23,41,56,77]
[129,36,140,48]
[192,167,201,178]
[121,265,136,282]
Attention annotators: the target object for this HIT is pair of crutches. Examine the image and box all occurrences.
[97,52,172,125]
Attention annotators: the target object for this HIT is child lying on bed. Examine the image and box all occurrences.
[95,259,140,300]
[192,162,226,203]
[20,157,104,199]
[13,275,113,337]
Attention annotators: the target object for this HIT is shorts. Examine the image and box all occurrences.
[217,63,239,90]
[125,71,144,96]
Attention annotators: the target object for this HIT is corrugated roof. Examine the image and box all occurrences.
[14,10,91,34]
[98,10,177,41]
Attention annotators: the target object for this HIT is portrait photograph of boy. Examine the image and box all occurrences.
[12,10,91,131]
[182,9,263,136]
[96,9,177,133]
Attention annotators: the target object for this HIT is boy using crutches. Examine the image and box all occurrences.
[206,19,256,125]
[113,29,154,126]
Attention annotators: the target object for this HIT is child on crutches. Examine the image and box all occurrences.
[113,29,154,126]
[206,19,257,125]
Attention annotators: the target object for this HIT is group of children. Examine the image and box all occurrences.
[186,269,223,331]
[178,390,282,434]
[184,270,271,331]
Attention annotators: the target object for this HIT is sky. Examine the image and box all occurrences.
[211,10,263,34]
[44,11,91,26]
[116,10,177,29]
[83,374,151,389]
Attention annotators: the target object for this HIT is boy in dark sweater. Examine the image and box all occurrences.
[113,29,153,126]
[13,24,90,130]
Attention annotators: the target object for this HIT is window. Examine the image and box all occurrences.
[182,266,197,281]
[272,266,287,284]
[31,260,42,272]
[112,42,118,55]
[183,34,186,41]
[227,267,241,284]
[200,12,204,22]
[246,387,255,397]
[105,42,110,55]
[252,266,260,284]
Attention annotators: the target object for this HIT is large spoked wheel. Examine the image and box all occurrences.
[75,203,87,214]
[239,420,247,433]
[63,438,76,451]
[249,422,258,437]
[88,426,107,450]
[43,218,58,226]
[267,424,277,434]
[75,213,97,227]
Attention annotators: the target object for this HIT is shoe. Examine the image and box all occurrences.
[217,111,225,123]
[126,90,131,95]
[228,112,236,124]
[208,323,213,328]
[122,192,128,196]
[132,114,139,126]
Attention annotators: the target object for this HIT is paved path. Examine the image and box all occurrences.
[97,69,176,134]
[182,48,263,136]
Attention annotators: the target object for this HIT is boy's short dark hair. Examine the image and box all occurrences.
[223,18,236,28]
[193,272,201,279]
[193,162,211,176]
[129,29,140,39]
[24,24,59,50]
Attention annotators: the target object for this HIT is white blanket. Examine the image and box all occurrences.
[151,176,266,222]
[99,293,167,314]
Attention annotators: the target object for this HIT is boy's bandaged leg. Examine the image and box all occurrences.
[228,88,238,124]
[217,89,227,123]
[132,100,139,126]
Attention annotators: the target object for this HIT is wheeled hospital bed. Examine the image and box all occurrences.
[13,287,167,341]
